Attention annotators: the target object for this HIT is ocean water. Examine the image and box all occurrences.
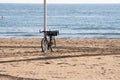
[0,3,120,38]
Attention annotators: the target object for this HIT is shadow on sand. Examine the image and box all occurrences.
[0,52,120,64]
[0,46,40,48]
[0,73,42,80]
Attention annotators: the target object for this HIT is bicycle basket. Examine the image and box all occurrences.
[46,31,59,36]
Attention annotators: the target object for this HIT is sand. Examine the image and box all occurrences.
[0,38,120,80]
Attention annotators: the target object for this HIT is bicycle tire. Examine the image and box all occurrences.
[41,38,48,53]
[52,38,56,48]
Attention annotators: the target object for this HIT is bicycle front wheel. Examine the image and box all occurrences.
[41,38,48,53]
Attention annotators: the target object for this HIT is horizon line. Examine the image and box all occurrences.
[0,2,120,4]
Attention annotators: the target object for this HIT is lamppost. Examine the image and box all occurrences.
[44,0,47,37]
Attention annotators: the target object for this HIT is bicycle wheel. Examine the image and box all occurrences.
[41,38,48,53]
[52,38,56,48]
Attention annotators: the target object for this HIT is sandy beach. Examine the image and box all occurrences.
[0,38,120,80]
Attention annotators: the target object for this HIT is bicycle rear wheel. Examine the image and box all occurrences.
[41,38,48,53]
[52,38,56,48]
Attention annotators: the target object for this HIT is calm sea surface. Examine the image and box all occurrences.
[0,4,120,38]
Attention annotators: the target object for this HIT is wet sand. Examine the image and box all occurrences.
[0,38,120,80]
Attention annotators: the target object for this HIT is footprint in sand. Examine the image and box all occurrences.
[92,64,99,66]
[101,67,106,75]
[96,57,102,60]
[0,70,6,73]
[10,63,20,67]
[45,62,51,64]
[57,62,70,65]
[57,62,74,67]
[44,61,54,64]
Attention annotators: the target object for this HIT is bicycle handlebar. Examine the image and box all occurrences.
[39,29,48,33]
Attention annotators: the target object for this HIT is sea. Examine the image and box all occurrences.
[0,3,120,38]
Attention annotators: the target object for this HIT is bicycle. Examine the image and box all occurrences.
[40,30,59,53]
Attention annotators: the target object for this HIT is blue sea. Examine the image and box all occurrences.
[0,3,120,38]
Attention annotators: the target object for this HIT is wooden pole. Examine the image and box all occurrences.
[44,0,47,33]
